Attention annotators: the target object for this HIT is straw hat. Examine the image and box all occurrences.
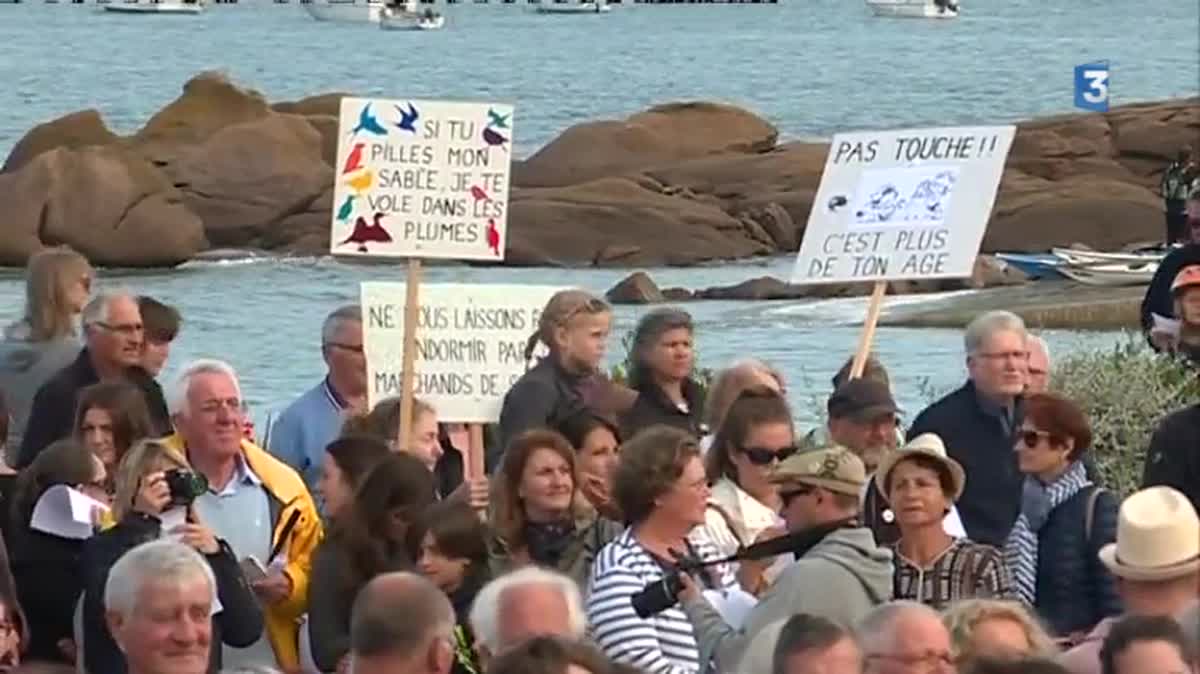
[1099,486,1200,582]
[874,433,966,503]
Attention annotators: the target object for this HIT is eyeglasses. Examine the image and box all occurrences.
[866,651,955,672]
[976,350,1029,362]
[739,445,799,466]
[326,342,365,354]
[1017,428,1051,447]
[97,321,143,336]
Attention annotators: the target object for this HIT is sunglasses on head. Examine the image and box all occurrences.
[739,445,799,466]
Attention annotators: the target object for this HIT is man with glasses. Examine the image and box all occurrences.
[17,291,171,467]
[267,304,367,500]
[680,446,893,673]
[856,601,955,674]
[908,310,1029,548]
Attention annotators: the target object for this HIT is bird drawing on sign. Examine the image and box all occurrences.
[486,218,501,257]
[487,107,510,129]
[827,195,848,213]
[350,103,388,137]
[340,212,393,253]
[344,170,374,195]
[342,143,365,175]
[470,185,491,203]
[336,194,355,222]
[395,103,420,134]
[482,127,509,152]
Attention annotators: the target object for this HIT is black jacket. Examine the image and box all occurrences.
[8,524,85,663]
[16,349,171,468]
[495,358,588,472]
[435,431,465,500]
[1140,243,1200,336]
[1031,486,1123,637]
[620,378,706,440]
[908,382,1024,547]
[1142,404,1200,516]
[81,513,264,674]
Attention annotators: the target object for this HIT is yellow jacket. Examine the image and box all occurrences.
[163,434,323,671]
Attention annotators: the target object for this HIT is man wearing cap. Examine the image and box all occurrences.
[1142,185,1200,347]
[678,446,894,673]
[1058,486,1200,674]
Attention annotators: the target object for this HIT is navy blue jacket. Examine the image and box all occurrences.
[908,382,1024,547]
[1031,485,1123,637]
[1140,243,1200,336]
[1142,404,1200,516]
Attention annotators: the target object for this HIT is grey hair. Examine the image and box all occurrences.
[469,566,586,655]
[321,304,362,346]
[81,289,137,329]
[105,540,215,618]
[169,359,243,416]
[963,311,1027,356]
[855,601,944,655]
[1026,334,1051,364]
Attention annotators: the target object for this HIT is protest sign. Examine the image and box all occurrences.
[330,96,515,261]
[362,282,560,424]
[792,125,1016,285]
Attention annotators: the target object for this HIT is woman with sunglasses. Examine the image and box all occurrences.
[1003,393,1121,643]
[698,389,793,595]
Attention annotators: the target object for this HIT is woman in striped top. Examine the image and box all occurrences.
[587,426,737,674]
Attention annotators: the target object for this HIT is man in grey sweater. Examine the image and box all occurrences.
[680,446,894,673]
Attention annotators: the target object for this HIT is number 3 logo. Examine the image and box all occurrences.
[1082,69,1109,104]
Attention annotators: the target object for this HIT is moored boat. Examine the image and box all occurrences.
[302,0,384,23]
[380,2,444,29]
[866,0,958,19]
[535,1,610,14]
[995,253,1065,280]
[102,0,203,14]
[1057,263,1157,287]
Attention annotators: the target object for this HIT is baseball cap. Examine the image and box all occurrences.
[827,378,901,422]
[771,446,867,496]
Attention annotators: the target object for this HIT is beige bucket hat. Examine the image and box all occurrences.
[874,433,966,502]
[1099,486,1200,582]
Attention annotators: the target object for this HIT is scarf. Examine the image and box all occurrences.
[1004,461,1090,606]
[523,520,576,568]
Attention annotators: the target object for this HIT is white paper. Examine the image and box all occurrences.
[1152,313,1182,338]
[30,485,109,540]
[159,508,188,541]
[703,588,758,630]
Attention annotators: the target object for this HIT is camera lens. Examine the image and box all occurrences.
[630,572,683,619]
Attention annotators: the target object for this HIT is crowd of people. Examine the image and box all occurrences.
[0,199,1197,674]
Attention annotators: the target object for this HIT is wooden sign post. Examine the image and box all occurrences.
[790,125,1018,376]
[331,96,516,475]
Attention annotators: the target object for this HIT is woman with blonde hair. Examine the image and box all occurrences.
[944,599,1058,666]
[0,248,92,459]
[80,439,262,674]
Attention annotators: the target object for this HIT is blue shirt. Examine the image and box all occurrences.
[267,378,346,498]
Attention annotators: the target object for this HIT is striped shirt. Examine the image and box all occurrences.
[892,537,1016,611]
[587,529,737,674]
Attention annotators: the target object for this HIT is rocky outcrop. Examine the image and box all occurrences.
[0,69,1195,268]
[604,255,1028,304]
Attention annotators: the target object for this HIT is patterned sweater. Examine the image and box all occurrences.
[892,537,1016,611]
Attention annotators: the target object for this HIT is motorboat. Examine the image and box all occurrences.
[302,0,385,23]
[994,253,1066,280]
[380,2,444,29]
[866,0,958,19]
[535,1,611,14]
[103,0,203,13]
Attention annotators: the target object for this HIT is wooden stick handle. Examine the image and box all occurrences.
[468,423,485,479]
[397,259,423,451]
[849,281,887,380]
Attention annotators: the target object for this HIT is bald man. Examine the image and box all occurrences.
[350,573,456,674]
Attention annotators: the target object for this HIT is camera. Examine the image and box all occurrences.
[630,551,705,618]
[164,469,208,507]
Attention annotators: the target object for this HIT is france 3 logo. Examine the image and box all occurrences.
[1074,61,1111,113]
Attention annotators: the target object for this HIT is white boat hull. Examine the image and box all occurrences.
[1051,247,1164,267]
[303,1,384,23]
[1058,264,1156,287]
[867,0,957,18]
[380,10,444,29]
[535,3,610,13]
[103,2,202,13]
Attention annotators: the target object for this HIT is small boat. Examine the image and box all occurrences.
[302,0,385,23]
[995,253,1065,280]
[866,0,958,19]
[1058,263,1157,287]
[1051,247,1164,267]
[380,3,444,29]
[535,1,610,14]
[103,0,203,13]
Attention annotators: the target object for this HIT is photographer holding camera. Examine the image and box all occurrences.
[676,446,895,674]
[81,439,264,674]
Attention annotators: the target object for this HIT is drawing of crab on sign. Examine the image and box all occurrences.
[330,97,515,261]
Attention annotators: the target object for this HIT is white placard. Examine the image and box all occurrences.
[361,283,561,423]
[792,125,1016,284]
[30,485,109,540]
[331,97,515,261]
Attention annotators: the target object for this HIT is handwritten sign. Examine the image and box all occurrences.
[792,125,1015,284]
[362,282,561,423]
[331,97,515,261]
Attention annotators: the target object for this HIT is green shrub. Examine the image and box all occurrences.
[1052,335,1200,497]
